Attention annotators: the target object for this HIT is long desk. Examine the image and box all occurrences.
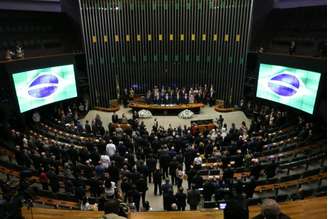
[21,197,326,219]
[128,102,205,115]
[129,210,223,219]
[249,196,327,219]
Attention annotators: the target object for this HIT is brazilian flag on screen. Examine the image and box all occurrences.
[12,64,78,113]
[256,64,321,114]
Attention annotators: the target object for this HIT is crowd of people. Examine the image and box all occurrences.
[4,44,24,60]
[1,99,317,219]
[121,84,217,106]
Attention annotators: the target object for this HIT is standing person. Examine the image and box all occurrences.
[164,190,176,211]
[106,140,116,157]
[169,157,179,185]
[289,41,296,55]
[175,187,187,211]
[39,168,49,190]
[128,185,141,212]
[84,120,91,133]
[176,166,184,189]
[265,160,277,179]
[217,115,224,129]
[146,155,157,183]
[223,164,234,186]
[153,167,163,195]
[159,150,170,179]
[161,178,173,196]
[209,85,216,107]
[112,112,119,123]
[47,167,59,193]
[122,88,129,107]
[162,187,172,211]
[129,88,135,100]
[136,175,148,208]
[187,185,201,210]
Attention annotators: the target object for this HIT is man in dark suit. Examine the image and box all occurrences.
[209,86,216,106]
[175,187,187,211]
[47,167,59,193]
[169,157,179,185]
[112,112,119,124]
[122,88,129,107]
[84,120,91,133]
[146,155,157,183]
[203,178,216,201]
[289,41,296,55]
[265,160,277,179]
[136,175,148,207]
[153,167,162,195]
[223,164,234,185]
[250,161,262,180]
[187,185,201,210]
[159,151,170,179]
[245,178,257,199]
[161,179,173,210]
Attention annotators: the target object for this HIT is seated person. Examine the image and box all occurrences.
[252,199,290,219]
[102,199,126,219]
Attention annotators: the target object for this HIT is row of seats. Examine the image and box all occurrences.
[1,112,326,210]
[0,141,325,207]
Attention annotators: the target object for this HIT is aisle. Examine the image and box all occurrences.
[143,178,190,211]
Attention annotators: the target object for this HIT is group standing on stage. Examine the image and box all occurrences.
[122,85,216,107]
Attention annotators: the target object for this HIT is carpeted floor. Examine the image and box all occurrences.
[80,105,251,131]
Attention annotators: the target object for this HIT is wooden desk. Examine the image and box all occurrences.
[202,171,251,180]
[214,106,237,113]
[95,100,120,112]
[21,197,326,219]
[198,123,217,133]
[249,196,327,219]
[128,102,205,114]
[254,172,326,192]
[112,123,132,130]
[94,105,120,112]
[34,196,79,209]
[129,210,223,219]
[22,207,103,219]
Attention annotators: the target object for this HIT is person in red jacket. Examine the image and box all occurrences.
[39,167,49,190]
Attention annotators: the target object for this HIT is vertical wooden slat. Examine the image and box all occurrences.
[79,0,254,106]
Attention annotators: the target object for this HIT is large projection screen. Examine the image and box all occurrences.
[12,64,77,113]
[256,63,321,114]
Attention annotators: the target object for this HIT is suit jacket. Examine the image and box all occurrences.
[175,192,187,207]
[187,189,201,206]
[112,114,119,123]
